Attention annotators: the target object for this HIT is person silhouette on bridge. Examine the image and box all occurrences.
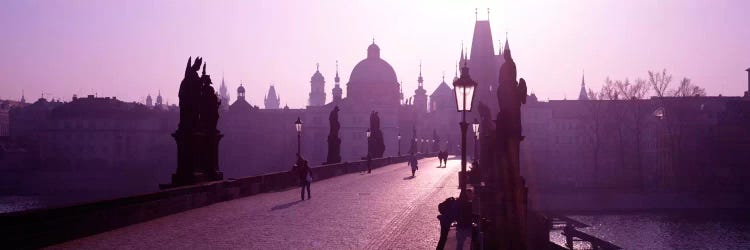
[366,154,372,174]
[407,154,418,177]
[297,157,312,200]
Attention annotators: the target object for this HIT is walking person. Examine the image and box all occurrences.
[297,159,312,200]
[366,154,372,174]
[407,154,418,177]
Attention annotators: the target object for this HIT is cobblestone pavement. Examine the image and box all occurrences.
[51,157,462,250]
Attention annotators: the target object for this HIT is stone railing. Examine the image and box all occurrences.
[0,153,436,248]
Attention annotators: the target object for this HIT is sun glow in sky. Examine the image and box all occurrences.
[1,0,748,107]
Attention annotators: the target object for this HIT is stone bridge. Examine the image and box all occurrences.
[3,154,472,249]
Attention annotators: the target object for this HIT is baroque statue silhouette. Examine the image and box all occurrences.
[163,57,224,188]
[326,106,341,164]
[368,111,385,158]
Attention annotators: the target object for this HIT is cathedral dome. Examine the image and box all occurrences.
[349,57,397,85]
[346,42,399,107]
[237,84,245,94]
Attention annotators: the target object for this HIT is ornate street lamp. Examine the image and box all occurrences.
[294,117,303,155]
[397,133,402,156]
[453,62,477,193]
[472,118,479,160]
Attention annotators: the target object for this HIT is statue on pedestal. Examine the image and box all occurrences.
[163,57,224,189]
[368,111,385,158]
[494,43,528,250]
[325,106,341,164]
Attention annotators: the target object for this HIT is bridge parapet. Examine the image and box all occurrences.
[0,153,437,249]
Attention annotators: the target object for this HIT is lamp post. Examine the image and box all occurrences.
[472,118,479,161]
[453,62,477,194]
[397,133,402,156]
[294,117,303,155]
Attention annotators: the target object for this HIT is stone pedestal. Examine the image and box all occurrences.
[162,130,223,189]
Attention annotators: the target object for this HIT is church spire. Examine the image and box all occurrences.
[504,33,510,52]
[417,61,424,87]
[453,61,459,82]
[20,89,25,103]
[460,41,465,61]
[578,70,589,100]
[582,71,586,87]
[334,60,340,84]
[332,60,342,103]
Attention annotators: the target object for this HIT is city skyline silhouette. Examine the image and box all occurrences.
[1,0,749,108]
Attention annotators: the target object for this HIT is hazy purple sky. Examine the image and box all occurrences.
[1,0,749,107]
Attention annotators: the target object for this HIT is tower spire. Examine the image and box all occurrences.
[417,61,424,87]
[578,70,589,100]
[582,70,586,87]
[455,61,458,79]
[334,60,340,83]
[460,41,466,61]
[498,39,503,55]
[505,32,510,51]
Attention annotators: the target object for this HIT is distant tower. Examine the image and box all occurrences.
[332,60,343,103]
[237,84,246,102]
[309,63,326,106]
[20,90,26,104]
[745,67,750,98]
[146,93,153,108]
[400,82,404,104]
[264,84,281,109]
[459,44,468,69]
[453,62,459,83]
[155,90,163,107]
[413,62,428,113]
[578,72,589,100]
[219,77,230,110]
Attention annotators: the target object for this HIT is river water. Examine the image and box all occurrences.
[549,211,750,249]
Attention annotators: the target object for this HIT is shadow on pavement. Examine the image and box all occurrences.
[270,200,304,211]
[403,176,415,180]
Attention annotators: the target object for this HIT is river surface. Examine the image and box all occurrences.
[549,211,750,249]
[0,195,87,214]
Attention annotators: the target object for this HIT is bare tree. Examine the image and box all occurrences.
[616,78,650,100]
[599,78,619,100]
[673,77,706,97]
[587,88,598,100]
[648,69,673,97]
